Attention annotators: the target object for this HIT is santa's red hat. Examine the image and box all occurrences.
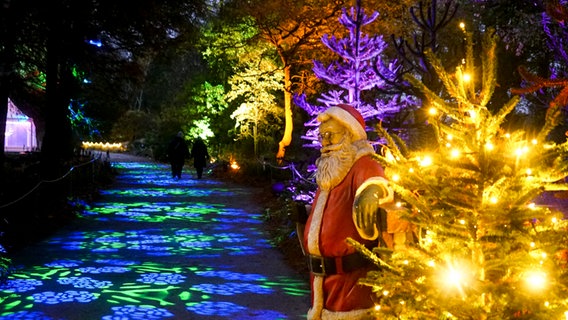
[317,104,367,140]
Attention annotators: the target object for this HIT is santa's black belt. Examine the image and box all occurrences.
[306,252,372,276]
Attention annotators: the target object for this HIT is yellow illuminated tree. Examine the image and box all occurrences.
[226,45,284,157]
[349,27,568,319]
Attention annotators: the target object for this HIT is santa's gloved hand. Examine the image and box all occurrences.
[286,200,308,224]
[353,183,392,240]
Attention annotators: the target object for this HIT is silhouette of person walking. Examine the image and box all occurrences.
[167,131,190,179]
[191,137,210,179]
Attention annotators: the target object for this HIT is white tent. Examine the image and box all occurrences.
[4,98,37,152]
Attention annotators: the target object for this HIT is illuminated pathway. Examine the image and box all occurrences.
[0,156,310,319]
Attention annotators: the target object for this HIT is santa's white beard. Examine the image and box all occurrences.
[315,141,358,191]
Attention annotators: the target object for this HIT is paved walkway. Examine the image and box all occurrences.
[0,153,310,319]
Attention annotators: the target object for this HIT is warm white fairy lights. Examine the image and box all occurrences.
[524,270,547,291]
[450,148,460,159]
[82,141,124,151]
[418,155,433,167]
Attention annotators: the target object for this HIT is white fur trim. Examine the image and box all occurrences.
[309,305,377,320]
[307,190,329,255]
[318,107,367,140]
[321,307,376,319]
[308,276,324,319]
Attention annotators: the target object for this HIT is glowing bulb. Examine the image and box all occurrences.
[382,290,389,296]
[525,270,547,291]
[528,203,536,210]
[409,168,414,173]
[526,168,532,175]
[485,142,494,151]
[490,196,498,204]
[447,268,464,286]
[395,202,403,208]
[530,242,536,248]
[429,107,437,115]
[450,149,460,158]
[419,156,433,167]
[392,174,400,182]
[459,219,466,225]
[447,134,453,141]
[462,73,471,82]
[459,22,465,30]
[375,305,381,311]
[552,217,558,224]
[532,139,538,145]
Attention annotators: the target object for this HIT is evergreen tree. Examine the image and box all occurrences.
[294,0,413,150]
[348,27,568,319]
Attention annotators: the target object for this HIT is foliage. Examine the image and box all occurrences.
[110,110,156,144]
[295,3,405,147]
[226,43,284,157]
[352,28,568,319]
[509,0,568,143]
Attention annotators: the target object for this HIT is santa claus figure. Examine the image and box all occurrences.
[291,104,407,320]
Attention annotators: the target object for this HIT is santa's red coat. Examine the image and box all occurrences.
[304,154,386,317]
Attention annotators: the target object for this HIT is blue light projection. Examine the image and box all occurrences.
[0,160,310,319]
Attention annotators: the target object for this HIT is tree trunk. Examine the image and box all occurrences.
[0,0,16,191]
[276,64,292,161]
[41,24,74,179]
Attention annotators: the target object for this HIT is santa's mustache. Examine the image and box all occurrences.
[320,141,344,154]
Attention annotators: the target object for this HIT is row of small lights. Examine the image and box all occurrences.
[82,141,241,171]
[82,141,124,151]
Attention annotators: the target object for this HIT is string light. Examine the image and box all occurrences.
[528,203,536,210]
[450,149,460,159]
[82,141,124,151]
[524,270,547,291]
[419,156,433,167]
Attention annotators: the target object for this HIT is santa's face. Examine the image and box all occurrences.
[315,119,357,190]
[318,119,346,151]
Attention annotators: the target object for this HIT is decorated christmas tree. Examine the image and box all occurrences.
[348,27,568,319]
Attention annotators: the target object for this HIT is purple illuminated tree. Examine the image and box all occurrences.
[294,0,417,149]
